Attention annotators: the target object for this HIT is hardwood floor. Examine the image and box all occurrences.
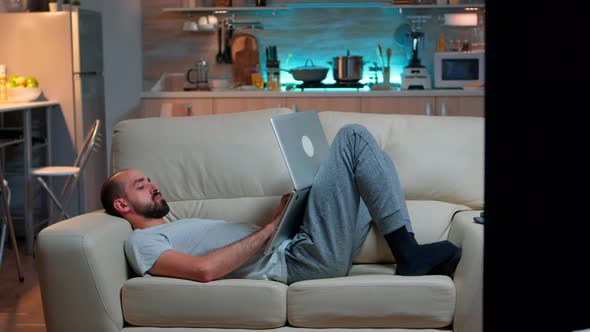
[0,239,46,332]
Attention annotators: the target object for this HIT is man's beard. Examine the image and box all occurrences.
[134,196,170,219]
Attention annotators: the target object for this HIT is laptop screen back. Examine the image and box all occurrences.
[270,110,330,191]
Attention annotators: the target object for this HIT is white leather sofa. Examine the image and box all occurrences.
[36,107,484,332]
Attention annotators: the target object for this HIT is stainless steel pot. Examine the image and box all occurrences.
[329,50,364,82]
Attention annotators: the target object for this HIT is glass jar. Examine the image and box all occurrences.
[266,60,280,91]
[266,68,280,91]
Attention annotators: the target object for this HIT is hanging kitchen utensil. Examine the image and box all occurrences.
[216,27,223,64]
[222,18,234,64]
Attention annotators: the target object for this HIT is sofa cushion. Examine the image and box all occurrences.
[122,277,288,328]
[287,274,455,328]
[318,112,484,209]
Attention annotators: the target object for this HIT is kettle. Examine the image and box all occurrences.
[186,59,209,90]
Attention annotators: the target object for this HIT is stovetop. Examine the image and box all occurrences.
[295,81,366,91]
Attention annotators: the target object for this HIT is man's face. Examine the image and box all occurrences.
[122,169,170,219]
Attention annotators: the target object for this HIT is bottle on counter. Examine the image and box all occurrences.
[0,64,7,102]
[266,60,280,91]
[251,65,264,90]
[437,33,446,52]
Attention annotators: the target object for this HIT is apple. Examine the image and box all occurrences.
[7,75,19,84]
[25,77,39,88]
[14,76,26,87]
[5,81,17,88]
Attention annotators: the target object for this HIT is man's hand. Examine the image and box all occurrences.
[268,193,291,229]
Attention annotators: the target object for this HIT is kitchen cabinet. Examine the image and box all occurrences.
[361,96,483,117]
[140,98,213,117]
[435,96,484,117]
[213,97,286,114]
[361,96,435,115]
[140,93,484,118]
[287,97,361,113]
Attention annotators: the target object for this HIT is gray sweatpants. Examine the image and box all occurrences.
[285,124,413,284]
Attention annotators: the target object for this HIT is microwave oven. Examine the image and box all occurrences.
[433,51,485,88]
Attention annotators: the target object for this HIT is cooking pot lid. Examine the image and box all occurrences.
[292,59,328,70]
[336,49,362,58]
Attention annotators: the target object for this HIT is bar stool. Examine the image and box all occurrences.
[32,119,101,223]
[0,169,24,282]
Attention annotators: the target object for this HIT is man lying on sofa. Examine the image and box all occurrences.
[100,124,461,285]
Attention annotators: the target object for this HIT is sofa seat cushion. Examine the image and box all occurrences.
[122,277,288,328]
[287,271,455,329]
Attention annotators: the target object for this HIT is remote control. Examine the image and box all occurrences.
[473,211,484,224]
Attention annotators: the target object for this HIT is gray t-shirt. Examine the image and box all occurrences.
[124,218,290,284]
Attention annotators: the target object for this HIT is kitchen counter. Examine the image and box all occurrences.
[141,88,484,99]
[0,100,59,112]
[139,87,484,118]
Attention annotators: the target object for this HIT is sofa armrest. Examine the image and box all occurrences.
[448,210,483,332]
[36,211,133,332]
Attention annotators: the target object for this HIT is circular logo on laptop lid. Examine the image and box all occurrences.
[301,135,314,157]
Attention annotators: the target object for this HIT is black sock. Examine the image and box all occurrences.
[409,231,418,244]
[408,230,461,276]
[384,225,461,276]
[429,247,462,277]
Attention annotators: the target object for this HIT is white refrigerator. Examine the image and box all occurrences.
[0,10,107,223]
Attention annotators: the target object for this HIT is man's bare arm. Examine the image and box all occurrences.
[148,193,290,282]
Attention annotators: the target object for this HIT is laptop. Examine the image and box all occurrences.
[264,110,330,255]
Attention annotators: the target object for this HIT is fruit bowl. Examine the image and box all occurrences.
[6,87,43,102]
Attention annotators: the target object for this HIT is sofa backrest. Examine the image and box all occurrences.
[110,108,483,263]
[318,112,484,209]
[111,107,295,225]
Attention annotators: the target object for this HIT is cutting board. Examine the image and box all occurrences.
[230,33,260,86]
